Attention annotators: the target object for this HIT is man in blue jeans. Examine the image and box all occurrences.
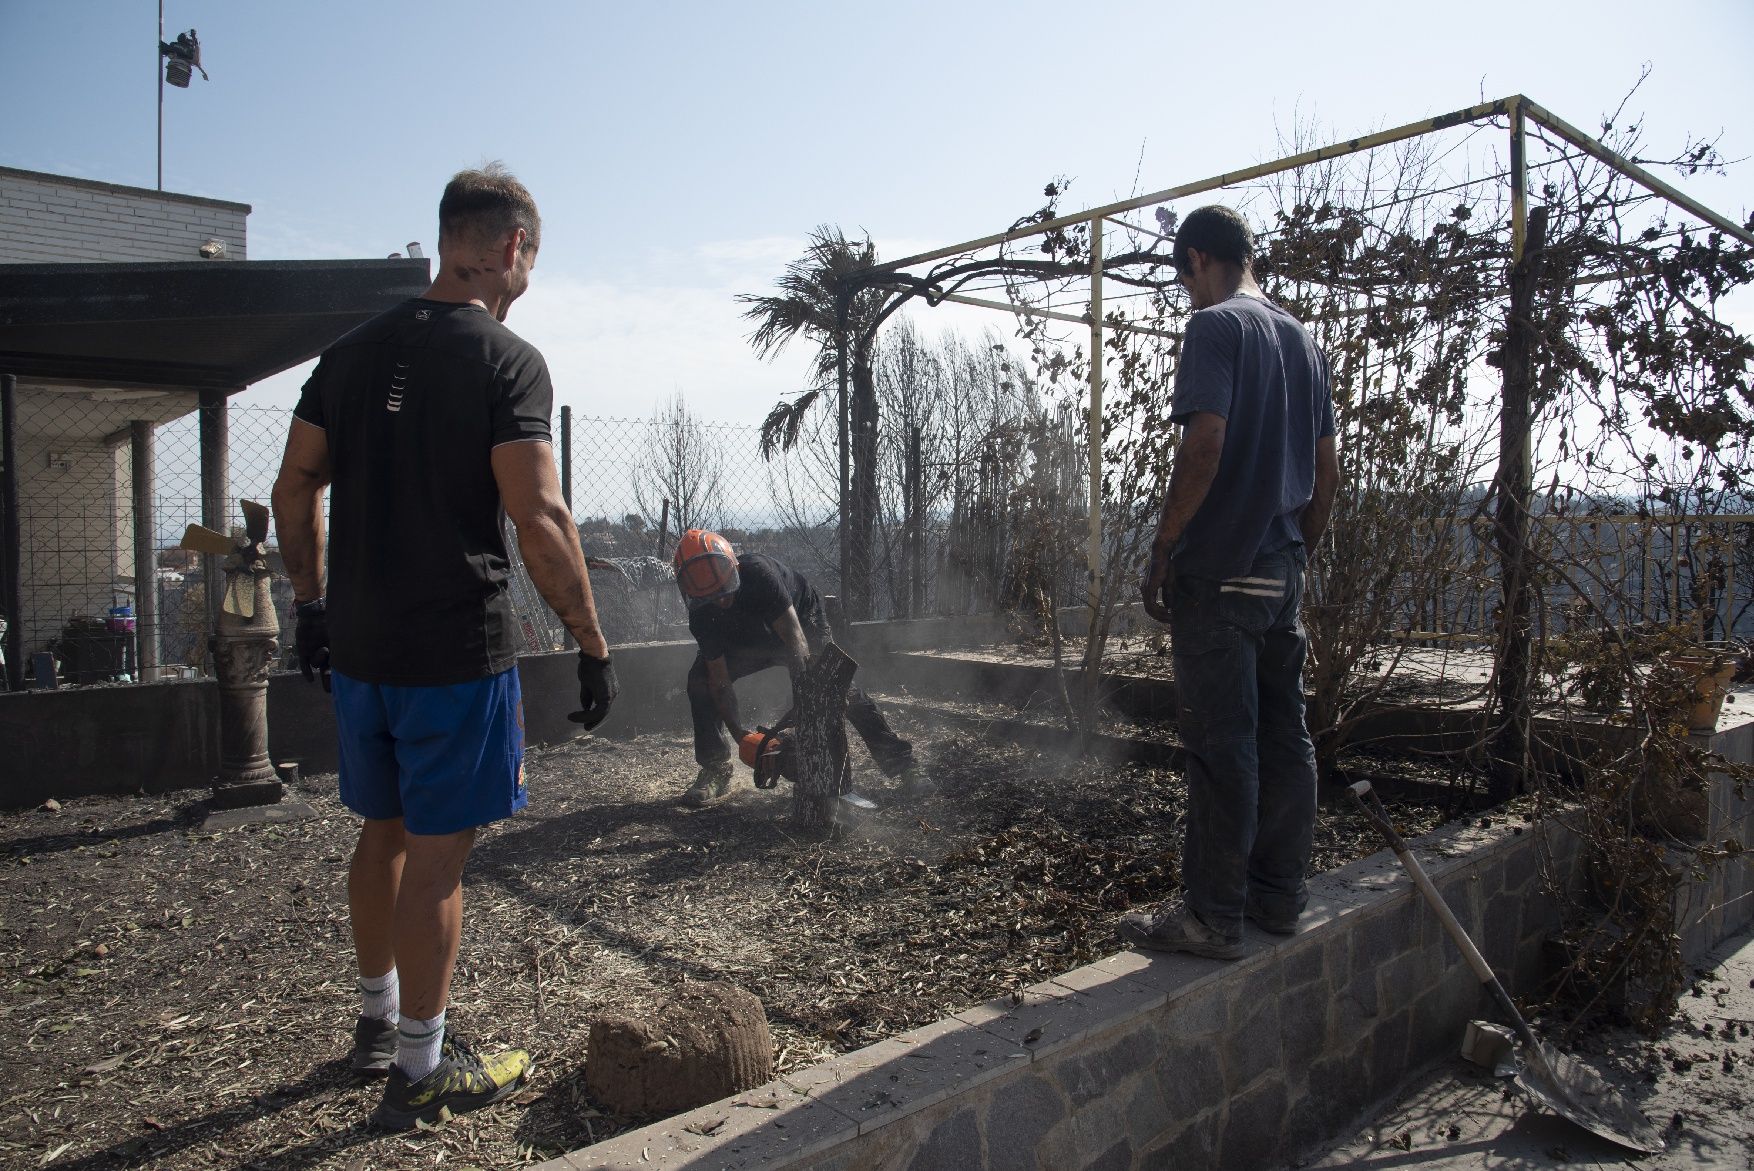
[1119,205,1340,961]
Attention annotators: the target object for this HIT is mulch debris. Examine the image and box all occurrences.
[0,719,1464,1169]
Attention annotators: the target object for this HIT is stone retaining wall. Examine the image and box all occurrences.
[538,726,1754,1171]
[538,812,1582,1170]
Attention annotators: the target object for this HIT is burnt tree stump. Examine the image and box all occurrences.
[791,640,857,833]
[584,982,773,1117]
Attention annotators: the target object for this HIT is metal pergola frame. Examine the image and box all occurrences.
[836,93,1754,615]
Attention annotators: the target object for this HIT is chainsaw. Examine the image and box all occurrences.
[738,719,795,789]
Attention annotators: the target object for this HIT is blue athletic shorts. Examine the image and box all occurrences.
[332,666,527,835]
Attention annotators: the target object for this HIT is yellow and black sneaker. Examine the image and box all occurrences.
[368,1033,530,1131]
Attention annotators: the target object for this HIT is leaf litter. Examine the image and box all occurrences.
[0,719,1458,1168]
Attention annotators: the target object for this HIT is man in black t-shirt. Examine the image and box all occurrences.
[672,529,918,806]
[271,164,616,1131]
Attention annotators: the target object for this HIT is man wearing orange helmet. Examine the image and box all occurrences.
[672,529,919,806]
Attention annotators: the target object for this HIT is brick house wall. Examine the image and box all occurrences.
[0,166,248,264]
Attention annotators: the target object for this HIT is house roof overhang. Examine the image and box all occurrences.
[0,258,431,392]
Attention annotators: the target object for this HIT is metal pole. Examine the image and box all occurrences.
[1087,219,1104,614]
[835,286,851,600]
[198,387,229,662]
[879,96,1521,273]
[1,374,22,692]
[130,421,159,681]
[157,0,164,192]
[1520,97,1754,248]
[1509,98,1527,264]
[559,404,573,513]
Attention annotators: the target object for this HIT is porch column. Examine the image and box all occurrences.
[1,374,21,692]
[198,387,230,659]
[130,420,159,680]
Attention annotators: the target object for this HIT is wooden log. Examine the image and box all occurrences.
[791,640,857,832]
[584,982,773,1117]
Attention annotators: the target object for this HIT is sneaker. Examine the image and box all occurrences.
[1117,901,1245,960]
[896,765,936,798]
[350,1014,398,1075]
[681,762,736,807]
[1245,900,1298,936]
[369,1033,530,1131]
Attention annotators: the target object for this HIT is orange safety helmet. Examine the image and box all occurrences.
[672,529,740,608]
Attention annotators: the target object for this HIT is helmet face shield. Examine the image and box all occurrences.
[673,529,739,608]
[679,557,739,609]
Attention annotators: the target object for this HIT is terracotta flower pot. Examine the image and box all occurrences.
[1667,650,1737,735]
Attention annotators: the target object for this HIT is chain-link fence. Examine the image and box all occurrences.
[8,389,1751,692]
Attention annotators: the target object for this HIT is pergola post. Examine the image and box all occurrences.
[834,286,851,606]
[198,387,230,662]
[130,420,159,681]
[1086,219,1104,617]
[1489,100,1547,798]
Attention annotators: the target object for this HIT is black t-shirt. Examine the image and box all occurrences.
[292,298,553,685]
[687,553,823,661]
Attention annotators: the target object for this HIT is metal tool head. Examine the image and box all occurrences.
[240,499,270,548]
[180,523,234,556]
[1516,1039,1666,1155]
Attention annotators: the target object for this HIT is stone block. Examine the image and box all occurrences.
[1219,1077,1289,1170]
[1124,1074,1174,1149]
[1433,868,1480,930]
[1221,995,1281,1093]
[1375,944,1437,1009]
[1064,1076,1136,1168]
[1407,985,1463,1065]
[1365,1007,1412,1100]
[1085,1138,1135,1171]
[1280,938,1325,992]
[954,976,1147,1063]
[1155,983,1225,1041]
[1154,1033,1224,1121]
[1330,969,1380,1043]
[1305,1038,1372,1128]
[1049,962,1170,1030]
[904,1107,981,1171]
[1482,889,1524,976]
[556,1074,859,1169]
[1349,903,1419,984]
[1092,946,1238,1001]
[981,1071,1067,1171]
[1051,1025,1160,1108]
[1280,1087,1338,1163]
[1499,837,1541,895]
[1279,990,1326,1073]
[1222,962,1284,1028]
[1138,1105,1220,1169]
[795,1016,1029,1136]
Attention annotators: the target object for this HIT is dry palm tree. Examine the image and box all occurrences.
[738,226,897,616]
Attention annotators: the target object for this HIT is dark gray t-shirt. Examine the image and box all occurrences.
[1169,292,1334,580]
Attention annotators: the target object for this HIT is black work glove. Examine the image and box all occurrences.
[569,651,618,730]
[293,598,331,692]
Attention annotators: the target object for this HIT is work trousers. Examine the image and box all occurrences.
[1170,544,1319,942]
[688,626,914,776]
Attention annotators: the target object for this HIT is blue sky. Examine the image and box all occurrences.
[4,0,1752,425]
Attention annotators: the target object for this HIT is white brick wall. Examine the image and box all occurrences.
[15,434,127,659]
[0,166,249,264]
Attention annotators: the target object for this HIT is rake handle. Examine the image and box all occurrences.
[1348,780,1540,1053]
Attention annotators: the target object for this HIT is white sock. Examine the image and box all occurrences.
[358,968,399,1022]
[396,1010,446,1082]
